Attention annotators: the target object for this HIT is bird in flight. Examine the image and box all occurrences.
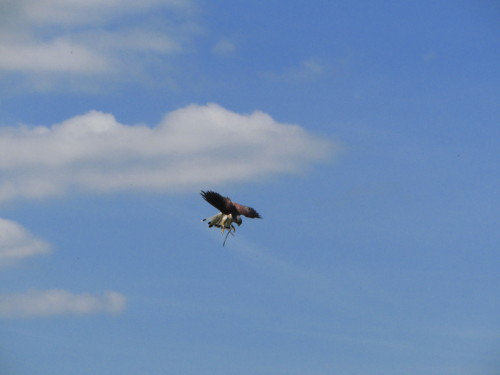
[201,190,262,245]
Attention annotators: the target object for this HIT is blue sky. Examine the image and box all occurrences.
[0,0,499,374]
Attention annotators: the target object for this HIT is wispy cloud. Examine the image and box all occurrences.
[0,103,333,202]
[212,37,237,56]
[0,0,196,90]
[422,50,437,63]
[0,218,51,265]
[12,0,193,26]
[0,38,109,74]
[261,59,326,83]
[0,289,126,318]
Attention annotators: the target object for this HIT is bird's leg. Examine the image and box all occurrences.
[220,215,226,233]
[220,214,230,233]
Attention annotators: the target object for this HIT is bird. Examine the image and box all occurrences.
[201,190,261,234]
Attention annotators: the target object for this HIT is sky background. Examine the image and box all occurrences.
[0,1,499,374]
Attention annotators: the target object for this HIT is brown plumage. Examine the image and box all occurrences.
[201,190,261,232]
[201,190,262,246]
[201,190,261,218]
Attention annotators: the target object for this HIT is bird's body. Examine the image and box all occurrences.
[201,190,261,234]
[203,212,236,231]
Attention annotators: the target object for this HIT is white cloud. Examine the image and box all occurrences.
[19,0,192,26]
[1,0,193,28]
[0,289,126,318]
[0,218,51,265]
[0,0,196,88]
[0,103,333,202]
[0,37,110,73]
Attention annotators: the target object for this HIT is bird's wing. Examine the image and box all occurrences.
[233,202,262,219]
[201,190,232,214]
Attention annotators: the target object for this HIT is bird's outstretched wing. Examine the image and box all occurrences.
[200,190,232,214]
[233,202,262,219]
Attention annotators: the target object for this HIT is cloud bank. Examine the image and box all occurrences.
[0,103,333,202]
[0,218,51,265]
[0,0,195,90]
[0,289,126,318]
